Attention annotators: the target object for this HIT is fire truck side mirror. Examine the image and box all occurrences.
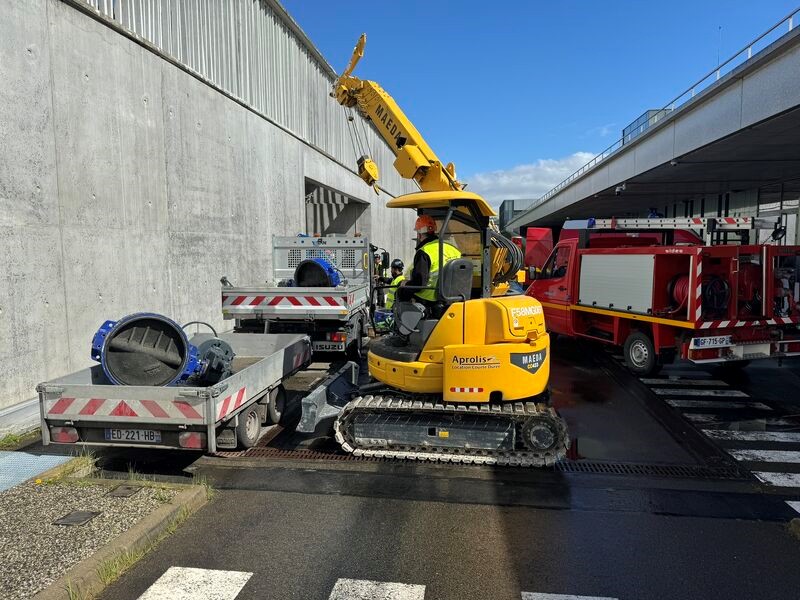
[770,226,787,243]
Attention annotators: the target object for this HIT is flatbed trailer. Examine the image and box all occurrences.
[38,332,311,453]
[222,236,371,355]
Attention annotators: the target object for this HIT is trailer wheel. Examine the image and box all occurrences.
[236,406,261,448]
[623,331,659,376]
[267,385,286,425]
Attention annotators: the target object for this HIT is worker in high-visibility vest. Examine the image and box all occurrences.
[399,214,461,308]
[384,259,405,309]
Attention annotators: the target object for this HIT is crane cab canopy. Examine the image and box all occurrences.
[388,190,519,299]
[387,191,496,218]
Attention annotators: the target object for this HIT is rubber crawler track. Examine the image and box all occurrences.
[334,395,569,467]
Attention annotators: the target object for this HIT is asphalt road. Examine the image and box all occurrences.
[93,337,800,600]
[100,481,800,600]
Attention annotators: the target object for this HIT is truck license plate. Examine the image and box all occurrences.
[104,428,162,443]
[690,335,733,349]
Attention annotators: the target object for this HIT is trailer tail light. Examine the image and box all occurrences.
[50,426,79,443]
[327,332,347,342]
[178,432,206,449]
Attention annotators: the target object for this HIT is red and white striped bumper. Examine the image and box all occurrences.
[45,396,205,423]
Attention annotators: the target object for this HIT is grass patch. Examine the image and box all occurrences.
[192,473,215,500]
[65,578,88,600]
[94,505,192,590]
[0,428,40,450]
[96,546,147,586]
[153,487,173,503]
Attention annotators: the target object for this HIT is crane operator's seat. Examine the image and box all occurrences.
[370,258,473,362]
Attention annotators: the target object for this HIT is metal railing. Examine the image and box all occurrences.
[529,6,800,212]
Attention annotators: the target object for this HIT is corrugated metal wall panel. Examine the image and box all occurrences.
[80,0,410,195]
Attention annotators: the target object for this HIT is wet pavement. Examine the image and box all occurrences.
[24,337,800,599]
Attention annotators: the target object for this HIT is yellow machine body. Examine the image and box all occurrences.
[368,295,549,402]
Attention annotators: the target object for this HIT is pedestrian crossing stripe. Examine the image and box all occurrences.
[665,399,771,410]
[730,449,800,464]
[651,388,748,397]
[522,594,618,600]
[135,571,622,600]
[329,578,425,600]
[640,378,728,386]
[636,367,800,489]
[702,430,800,443]
[137,567,252,600]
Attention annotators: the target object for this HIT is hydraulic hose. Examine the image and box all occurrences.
[490,231,525,284]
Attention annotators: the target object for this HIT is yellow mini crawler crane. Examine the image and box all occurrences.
[301,35,568,466]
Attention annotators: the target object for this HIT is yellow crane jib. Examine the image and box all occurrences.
[333,34,463,193]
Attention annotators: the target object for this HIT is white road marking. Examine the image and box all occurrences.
[522,593,618,600]
[665,399,771,410]
[329,578,426,600]
[137,567,252,600]
[702,430,800,443]
[730,449,800,463]
[652,388,748,397]
[640,378,728,386]
[787,500,800,514]
[685,414,795,425]
[754,472,800,487]
[660,369,714,378]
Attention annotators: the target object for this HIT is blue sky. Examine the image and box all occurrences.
[282,1,799,203]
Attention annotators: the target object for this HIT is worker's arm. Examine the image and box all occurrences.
[398,251,430,301]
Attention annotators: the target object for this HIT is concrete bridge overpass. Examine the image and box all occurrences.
[509,11,800,235]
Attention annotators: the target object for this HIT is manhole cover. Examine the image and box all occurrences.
[53,510,100,526]
[106,485,141,498]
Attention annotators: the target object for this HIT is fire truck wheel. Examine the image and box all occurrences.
[623,331,659,376]
[266,385,287,425]
[236,406,262,449]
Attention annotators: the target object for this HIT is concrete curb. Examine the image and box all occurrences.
[33,456,94,483]
[31,484,208,600]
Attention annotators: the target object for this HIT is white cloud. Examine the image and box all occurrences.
[465,152,596,208]
[590,123,617,137]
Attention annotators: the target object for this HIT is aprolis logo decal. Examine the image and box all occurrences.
[451,354,501,370]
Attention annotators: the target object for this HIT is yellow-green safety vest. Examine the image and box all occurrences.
[416,240,462,302]
[385,274,405,309]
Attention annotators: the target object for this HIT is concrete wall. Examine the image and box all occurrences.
[0,0,415,424]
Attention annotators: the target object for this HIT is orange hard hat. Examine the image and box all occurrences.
[415,214,437,234]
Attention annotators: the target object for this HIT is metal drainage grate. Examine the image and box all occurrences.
[555,461,745,480]
[106,484,142,498]
[216,447,388,462]
[53,510,100,526]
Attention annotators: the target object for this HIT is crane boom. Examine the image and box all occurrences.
[333,34,461,192]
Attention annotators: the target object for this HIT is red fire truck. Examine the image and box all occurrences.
[525,217,800,375]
